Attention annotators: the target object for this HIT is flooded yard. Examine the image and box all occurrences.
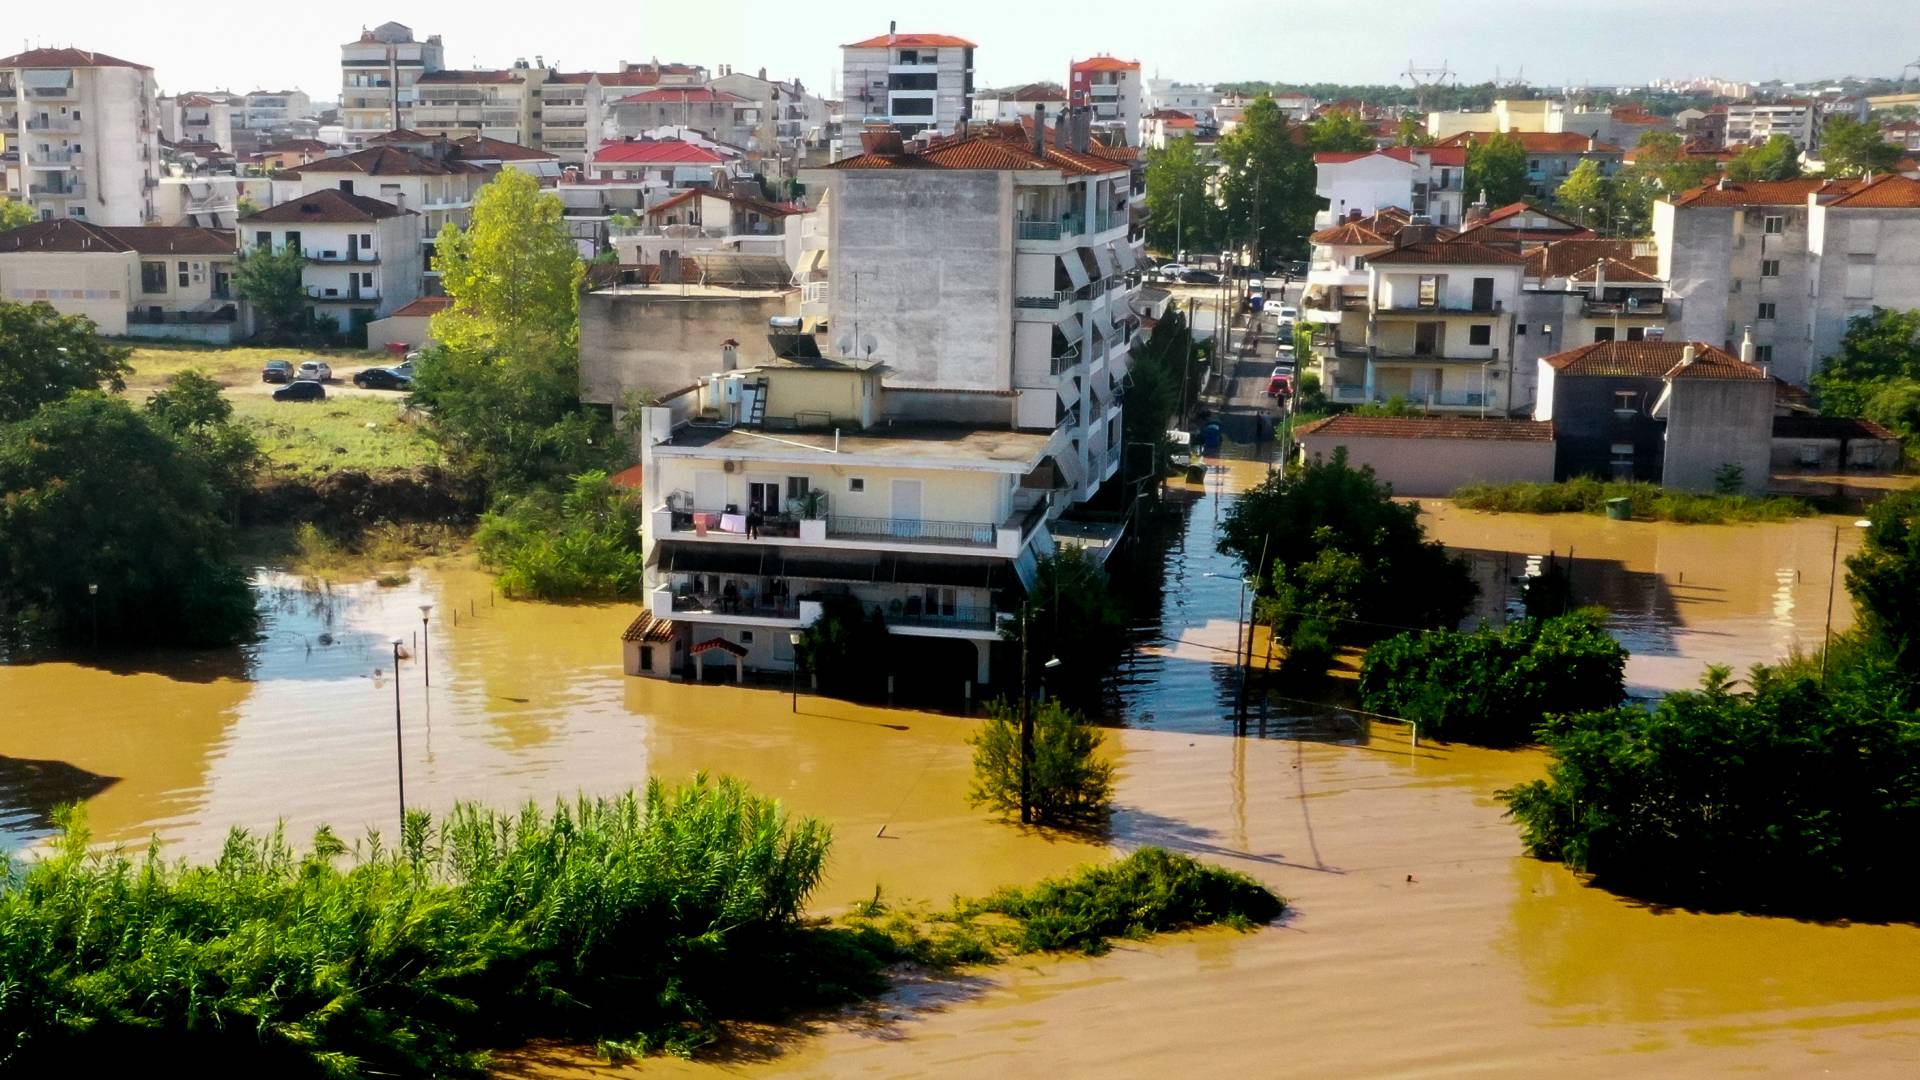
[2,463,1916,1076]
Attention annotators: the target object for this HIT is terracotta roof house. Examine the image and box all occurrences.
[0,219,240,339]
[243,187,413,223]
[1293,415,1557,495]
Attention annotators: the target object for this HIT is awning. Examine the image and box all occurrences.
[1059,251,1091,290]
[1111,240,1139,271]
[1058,373,1082,410]
[1058,310,1085,342]
[1091,243,1118,279]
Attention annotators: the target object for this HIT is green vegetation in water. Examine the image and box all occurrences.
[0,778,1282,1076]
[968,698,1115,828]
[1451,478,1815,524]
[260,520,465,578]
[474,470,646,599]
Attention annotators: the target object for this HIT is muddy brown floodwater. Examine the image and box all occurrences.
[3,463,1917,1077]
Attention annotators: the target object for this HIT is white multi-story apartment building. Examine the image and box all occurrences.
[410,65,549,146]
[710,68,835,163]
[804,114,1142,502]
[1,47,161,226]
[1805,174,1920,368]
[339,22,444,145]
[1069,57,1143,146]
[1434,131,1624,200]
[159,93,236,153]
[840,29,975,138]
[1312,145,1468,228]
[973,84,1068,125]
[239,188,423,338]
[537,74,607,165]
[1725,99,1821,149]
[1145,79,1218,115]
[605,87,761,151]
[241,89,313,132]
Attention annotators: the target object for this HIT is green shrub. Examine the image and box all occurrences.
[973,847,1285,954]
[968,698,1114,828]
[1452,478,1813,524]
[474,470,645,599]
[1500,659,1920,918]
[1359,612,1627,746]
[795,593,892,700]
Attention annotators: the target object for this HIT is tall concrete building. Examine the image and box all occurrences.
[159,93,236,153]
[410,63,550,146]
[1068,57,1143,146]
[840,29,975,138]
[1,48,161,226]
[241,89,314,132]
[340,22,444,145]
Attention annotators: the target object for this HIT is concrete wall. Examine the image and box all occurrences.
[578,288,797,406]
[824,169,1013,391]
[1296,434,1555,496]
[1661,379,1775,494]
[365,313,434,351]
[1807,206,1920,373]
[1549,373,1668,482]
[1772,434,1906,473]
[622,636,679,677]
[0,250,132,333]
[1315,156,1414,226]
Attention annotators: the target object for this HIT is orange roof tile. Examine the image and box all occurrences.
[1823,173,1920,209]
[844,32,976,48]
[1523,238,1641,279]
[1072,56,1141,73]
[1363,240,1527,267]
[1295,415,1556,442]
[0,47,148,70]
[1545,341,1765,380]
[1669,177,1859,208]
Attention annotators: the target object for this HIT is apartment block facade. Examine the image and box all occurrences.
[0,218,239,341]
[1068,57,1143,146]
[840,31,975,138]
[241,89,313,132]
[240,188,423,336]
[1725,100,1820,149]
[340,22,444,145]
[1,48,161,227]
[410,65,548,146]
[160,93,236,153]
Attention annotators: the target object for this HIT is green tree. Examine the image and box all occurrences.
[1143,136,1219,256]
[1845,487,1920,675]
[1554,159,1611,228]
[429,168,583,354]
[474,470,647,599]
[1864,378,1920,444]
[1818,116,1903,178]
[1810,307,1920,416]
[234,194,261,218]
[1464,131,1530,207]
[968,698,1113,828]
[232,243,309,344]
[1359,612,1627,746]
[1305,108,1374,153]
[0,394,255,645]
[0,301,132,423]
[0,198,34,232]
[795,593,891,700]
[1395,116,1434,147]
[1219,449,1476,639]
[1001,547,1127,713]
[143,370,260,512]
[1215,95,1317,263]
[1725,134,1802,181]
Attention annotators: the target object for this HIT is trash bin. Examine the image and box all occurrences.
[1605,497,1633,521]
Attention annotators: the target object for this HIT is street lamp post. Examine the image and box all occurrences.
[390,637,407,824]
[1176,192,1184,262]
[87,582,98,648]
[788,631,803,712]
[418,604,433,687]
[1821,519,1874,681]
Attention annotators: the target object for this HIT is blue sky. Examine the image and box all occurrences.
[11,0,1919,101]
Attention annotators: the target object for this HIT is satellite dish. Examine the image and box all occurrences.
[860,334,877,357]
[836,336,853,355]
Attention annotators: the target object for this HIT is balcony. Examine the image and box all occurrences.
[1015,289,1075,310]
[25,116,81,132]
[1376,299,1505,316]
[32,149,81,165]
[1051,346,1082,375]
[1017,218,1062,241]
[306,287,380,302]
[28,182,84,198]
[1371,347,1501,365]
[305,251,380,265]
[827,515,997,547]
[654,493,1047,559]
[1581,298,1669,318]
[28,85,76,99]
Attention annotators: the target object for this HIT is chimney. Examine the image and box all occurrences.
[721,338,739,371]
[1464,190,1490,228]
[1587,134,1597,152]
[1074,107,1092,154]
[1348,208,1362,222]
[1716,174,1733,190]
[1680,343,1698,366]
[1739,325,1756,365]
[888,20,897,46]
[1592,259,1606,301]
[393,190,406,214]
[1055,109,1070,151]
[1396,216,1437,248]
[1033,103,1047,156]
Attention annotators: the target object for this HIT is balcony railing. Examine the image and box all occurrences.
[28,182,84,197]
[1017,219,1062,241]
[826,515,997,547]
[1582,299,1668,317]
[1015,289,1074,309]
[305,251,380,264]
[25,116,80,132]
[1376,299,1505,315]
[802,282,829,306]
[32,149,81,163]
[1051,346,1081,374]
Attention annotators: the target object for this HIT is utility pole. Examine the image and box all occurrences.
[1178,297,1198,424]
[1019,605,1032,825]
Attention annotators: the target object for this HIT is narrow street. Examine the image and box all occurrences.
[1168,276,1300,462]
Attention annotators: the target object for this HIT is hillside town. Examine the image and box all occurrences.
[3,12,1920,1079]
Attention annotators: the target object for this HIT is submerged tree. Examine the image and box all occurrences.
[969,698,1114,829]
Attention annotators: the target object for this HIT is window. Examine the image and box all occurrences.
[1516,323,1528,335]
[1761,259,1781,278]
[255,230,271,249]
[738,630,754,644]
[1758,302,1777,321]
[338,179,354,194]
[361,272,373,287]
[1468,324,1492,346]
[140,261,167,294]
[923,586,958,618]
[360,233,373,249]
[891,97,934,116]
[1417,275,1438,307]
[1613,390,1639,413]
[1755,345,1774,364]
[1626,326,1646,342]
[1763,215,1785,234]
[785,476,810,501]
[1528,159,1541,171]
[1593,326,1616,342]
[848,478,865,493]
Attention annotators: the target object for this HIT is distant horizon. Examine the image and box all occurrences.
[9,1,1917,106]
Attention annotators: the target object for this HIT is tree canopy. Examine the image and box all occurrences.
[1553,159,1610,228]
[1304,109,1375,154]
[1725,134,1802,182]
[1818,116,1904,179]
[1143,136,1219,256]
[1464,132,1530,207]
[1002,547,1127,714]
[1214,95,1316,263]
[232,243,310,345]
[0,302,131,423]
[0,198,34,232]
[1846,487,1920,677]
[429,168,584,353]
[1810,307,1920,416]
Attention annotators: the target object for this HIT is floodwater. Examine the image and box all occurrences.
[3,466,1917,1077]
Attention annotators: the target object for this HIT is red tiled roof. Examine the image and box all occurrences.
[1011,83,1067,102]
[844,32,976,48]
[1566,257,1662,285]
[828,129,1125,177]
[416,69,522,85]
[0,219,234,255]
[1312,145,1467,167]
[1072,56,1140,73]
[617,87,747,104]
[1669,177,1859,208]
[1823,173,1920,209]
[622,610,677,643]
[690,636,747,657]
[1544,341,1765,380]
[449,135,558,162]
[176,94,218,107]
[592,139,728,165]
[1362,240,1527,266]
[387,296,453,318]
[288,146,490,177]
[1163,116,1196,128]
[242,189,412,223]
[1436,131,1622,154]
[367,128,436,143]
[1523,238,1641,279]
[1295,415,1556,443]
[1310,207,1419,246]
[0,47,148,70]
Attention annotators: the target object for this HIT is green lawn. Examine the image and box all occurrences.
[229,394,440,476]
[121,341,385,392]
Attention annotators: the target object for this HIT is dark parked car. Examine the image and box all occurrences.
[261,359,293,383]
[1180,269,1221,284]
[272,380,326,402]
[352,366,412,390]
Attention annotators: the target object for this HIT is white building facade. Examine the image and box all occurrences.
[340,22,444,145]
[840,31,976,138]
[1,48,162,226]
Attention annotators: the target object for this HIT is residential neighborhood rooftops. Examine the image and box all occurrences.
[1523,238,1645,279]
[1823,173,1920,209]
[387,296,454,318]
[416,69,523,84]
[1311,145,1466,167]
[0,219,234,255]
[1544,340,1766,380]
[242,188,414,223]
[843,32,977,48]
[1294,415,1557,442]
[616,87,748,104]
[1668,177,1860,208]
[592,139,729,165]
[1566,257,1662,285]
[1071,56,1141,72]
[1010,83,1068,102]
[449,135,558,162]
[286,146,492,176]
[0,47,149,70]
[826,128,1125,177]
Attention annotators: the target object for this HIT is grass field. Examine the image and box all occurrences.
[120,341,385,392]
[229,394,440,475]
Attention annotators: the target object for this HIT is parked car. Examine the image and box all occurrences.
[1287,260,1309,276]
[1180,268,1221,284]
[261,359,294,384]
[353,366,412,390]
[272,380,327,402]
[1267,371,1295,399]
[296,360,332,382]
[1276,305,1300,322]
[1156,262,1188,280]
